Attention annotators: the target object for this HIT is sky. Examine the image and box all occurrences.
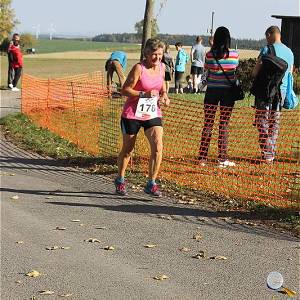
[12,0,300,40]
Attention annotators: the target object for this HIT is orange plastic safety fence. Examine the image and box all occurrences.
[22,73,300,208]
[22,72,106,155]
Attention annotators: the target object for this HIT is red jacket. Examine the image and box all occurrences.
[9,45,23,68]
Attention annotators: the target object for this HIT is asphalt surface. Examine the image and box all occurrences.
[0,89,21,118]
[0,90,299,300]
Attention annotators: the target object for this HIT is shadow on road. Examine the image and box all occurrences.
[45,201,298,242]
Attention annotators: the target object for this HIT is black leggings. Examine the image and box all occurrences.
[175,71,184,90]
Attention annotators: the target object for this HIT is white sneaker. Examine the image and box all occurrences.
[265,157,274,164]
[8,84,13,89]
[11,87,20,92]
[219,160,236,167]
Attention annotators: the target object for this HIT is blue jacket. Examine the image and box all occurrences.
[110,51,127,70]
[175,49,189,72]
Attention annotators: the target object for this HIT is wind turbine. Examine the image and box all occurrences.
[32,24,40,39]
[48,23,56,40]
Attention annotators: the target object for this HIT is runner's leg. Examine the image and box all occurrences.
[117,134,137,177]
[145,126,163,180]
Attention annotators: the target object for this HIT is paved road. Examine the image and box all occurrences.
[0,89,21,118]
[1,134,299,300]
[0,90,299,299]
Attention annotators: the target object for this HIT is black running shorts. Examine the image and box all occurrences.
[190,66,203,76]
[121,117,162,135]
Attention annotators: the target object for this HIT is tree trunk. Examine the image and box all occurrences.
[140,0,154,61]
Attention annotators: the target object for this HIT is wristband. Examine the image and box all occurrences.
[139,91,146,98]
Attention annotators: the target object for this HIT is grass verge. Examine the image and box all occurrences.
[1,112,299,236]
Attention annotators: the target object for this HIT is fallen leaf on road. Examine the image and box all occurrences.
[193,233,203,241]
[61,246,70,250]
[55,227,67,231]
[16,241,23,244]
[179,247,191,252]
[103,246,115,250]
[58,293,73,297]
[153,274,169,280]
[79,224,85,227]
[26,270,41,277]
[280,287,297,297]
[144,244,157,248]
[71,219,80,222]
[15,280,22,284]
[46,246,59,251]
[193,250,205,259]
[45,196,53,199]
[11,195,19,200]
[39,290,55,295]
[210,255,228,260]
[85,238,101,243]
[158,215,172,220]
[31,296,37,300]
[198,217,208,222]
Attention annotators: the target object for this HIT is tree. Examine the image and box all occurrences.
[135,18,159,38]
[140,0,154,60]
[0,0,19,43]
[20,33,37,50]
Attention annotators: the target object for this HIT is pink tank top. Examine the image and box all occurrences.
[122,62,164,120]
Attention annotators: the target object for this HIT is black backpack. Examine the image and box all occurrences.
[251,45,288,104]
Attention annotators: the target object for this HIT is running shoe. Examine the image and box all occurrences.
[114,178,127,196]
[144,183,162,197]
[11,87,20,92]
[219,160,236,167]
[264,157,274,164]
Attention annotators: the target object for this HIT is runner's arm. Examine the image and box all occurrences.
[121,64,157,98]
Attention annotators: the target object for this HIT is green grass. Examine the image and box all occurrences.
[0,56,137,86]
[0,113,89,159]
[34,39,139,54]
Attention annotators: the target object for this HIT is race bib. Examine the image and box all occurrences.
[135,96,158,120]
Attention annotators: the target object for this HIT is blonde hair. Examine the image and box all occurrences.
[143,38,165,57]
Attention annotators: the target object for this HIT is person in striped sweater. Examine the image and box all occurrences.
[199,26,239,167]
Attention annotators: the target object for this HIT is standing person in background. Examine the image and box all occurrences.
[162,43,174,93]
[8,33,23,92]
[190,36,206,93]
[7,40,14,89]
[252,26,294,163]
[199,26,239,167]
[106,51,127,96]
[174,42,189,94]
[115,38,169,197]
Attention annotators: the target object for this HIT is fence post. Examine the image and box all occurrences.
[70,81,79,147]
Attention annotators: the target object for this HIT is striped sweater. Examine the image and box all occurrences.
[205,50,239,88]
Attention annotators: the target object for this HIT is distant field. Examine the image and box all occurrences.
[34,39,140,54]
[0,56,137,86]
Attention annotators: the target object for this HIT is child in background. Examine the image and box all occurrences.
[185,75,193,93]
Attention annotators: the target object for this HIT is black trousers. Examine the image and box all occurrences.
[12,67,22,87]
[7,66,14,86]
[175,71,184,90]
[199,88,235,161]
